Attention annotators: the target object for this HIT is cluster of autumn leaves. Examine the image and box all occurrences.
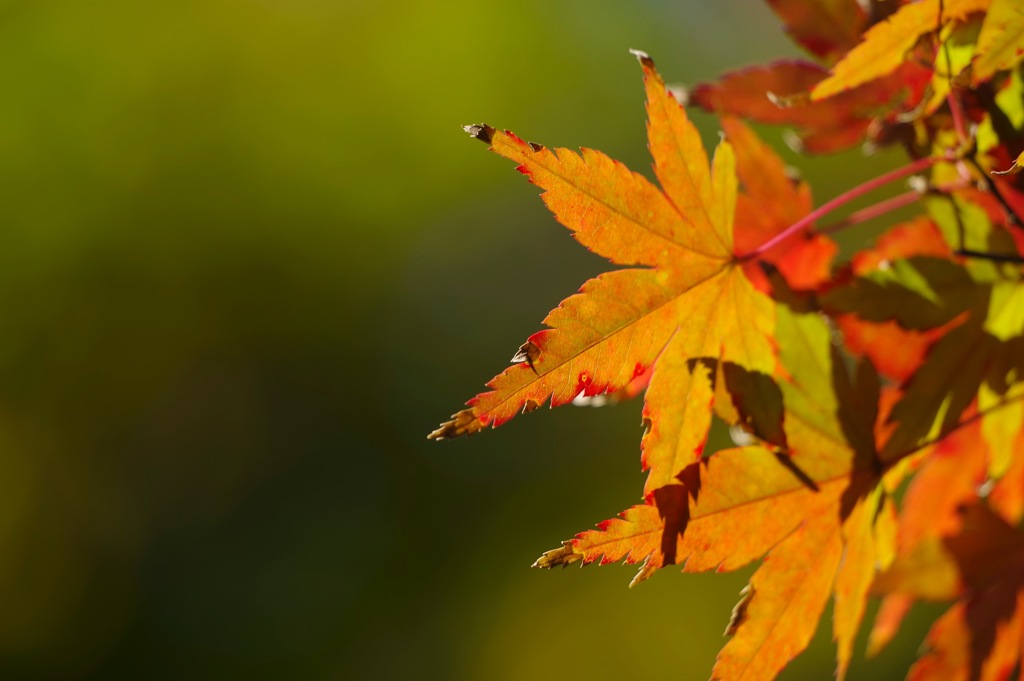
[431,1,1024,679]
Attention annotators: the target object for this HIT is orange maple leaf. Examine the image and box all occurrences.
[535,301,890,681]
[721,115,836,291]
[866,385,1024,658]
[430,53,838,499]
[430,4,1024,681]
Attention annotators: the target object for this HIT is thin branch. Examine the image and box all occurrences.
[738,155,946,259]
[816,191,922,235]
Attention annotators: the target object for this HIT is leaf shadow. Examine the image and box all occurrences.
[652,470,698,567]
[663,350,879,548]
[691,357,788,452]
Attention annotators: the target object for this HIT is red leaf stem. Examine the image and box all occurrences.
[739,155,946,259]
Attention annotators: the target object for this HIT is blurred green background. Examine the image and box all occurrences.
[0,1,939,679]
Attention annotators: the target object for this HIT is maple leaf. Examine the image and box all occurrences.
[429,52,787,496]
[720,115,836,291]
[690,61,833,125]
[536,298,891,681]
[691,59,930,153]
[872,501,1024,680]
[890,417,989,556]
[433,4,1024,680]
[828,215,953,382]
[822,194,1024,462]
[972,0,1024,84]
[866,409,1013,656]
[764,0,867,63]
[811,0,990,101]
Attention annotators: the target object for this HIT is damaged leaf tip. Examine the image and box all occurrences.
[463,123,495,144]
[532,542,583,569]
[629,48,653,67]
[427,408,484,440]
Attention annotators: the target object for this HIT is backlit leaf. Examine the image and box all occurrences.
[536,301,889,680]
[430,53,781,479]
[435,4,1024,679]
[811,0,990,100]
[721,115,837,290]
[972,0,1024,84]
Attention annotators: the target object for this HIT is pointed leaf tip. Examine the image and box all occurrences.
[428,408,483,440]
[724,585,754,636]
[629,48,653,67]
[533,542,583,569]
[463,123,495,144]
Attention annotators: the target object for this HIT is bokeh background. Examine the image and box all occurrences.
[0,1,941,679]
